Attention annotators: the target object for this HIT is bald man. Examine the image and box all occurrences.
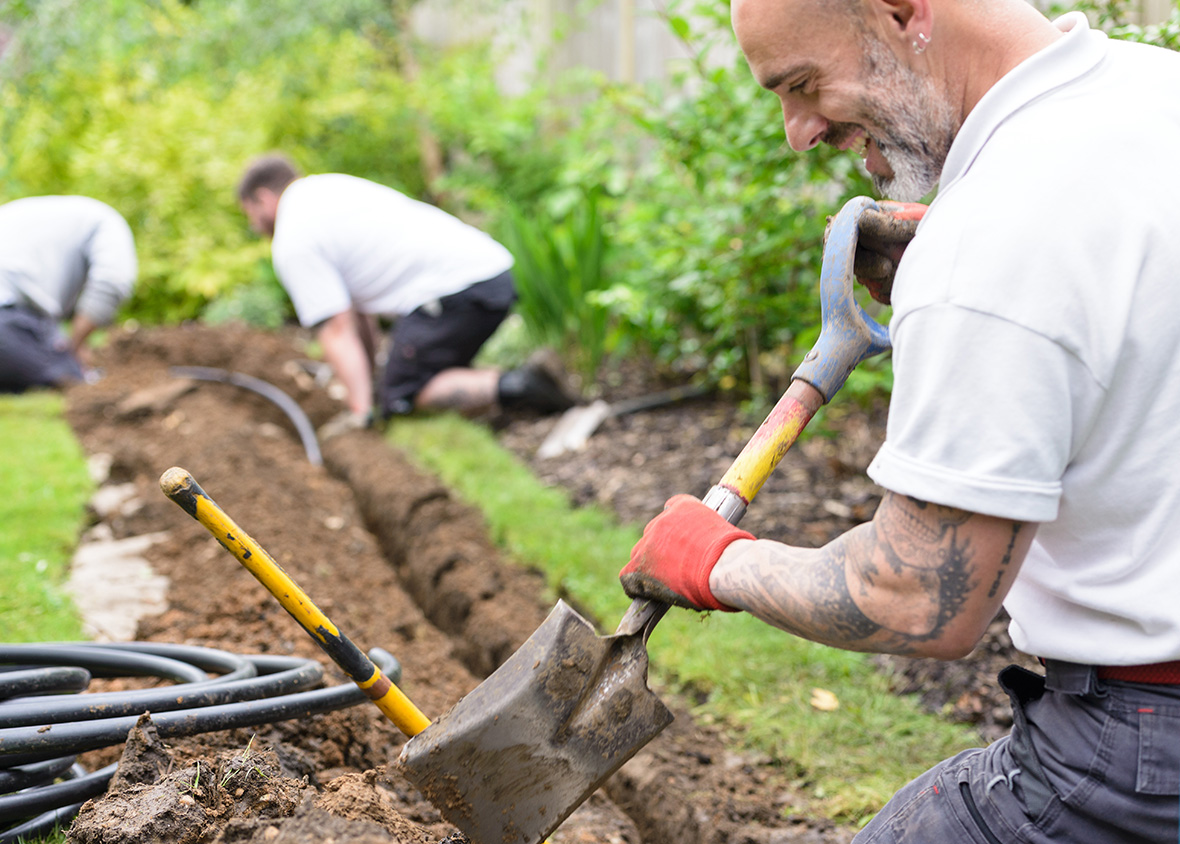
[621,0,1180,840]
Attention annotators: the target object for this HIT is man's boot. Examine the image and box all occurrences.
[497,361,577,413]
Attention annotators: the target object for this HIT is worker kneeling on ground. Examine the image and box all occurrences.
[237,154,575,434]
[0,196,138,393]
[622,0,1180,841]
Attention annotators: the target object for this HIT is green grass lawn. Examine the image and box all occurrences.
[0,393,92,643]
[387,413,981,823]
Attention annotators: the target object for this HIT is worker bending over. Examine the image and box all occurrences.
[0,196,137,392]
[237,154,574,432]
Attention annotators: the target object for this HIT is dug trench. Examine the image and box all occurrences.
[56,323,860,844]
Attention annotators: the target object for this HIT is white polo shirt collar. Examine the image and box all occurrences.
[939,12,1107,191]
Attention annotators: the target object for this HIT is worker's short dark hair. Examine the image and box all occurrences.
[237,154,301,202]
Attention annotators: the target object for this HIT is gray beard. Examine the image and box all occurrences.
[871,139,944,202]
[857,36,957,202]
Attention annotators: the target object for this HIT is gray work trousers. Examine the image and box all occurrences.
[855,662,1180,843]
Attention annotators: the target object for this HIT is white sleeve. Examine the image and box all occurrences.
[272,243,352,327]
[74,212,137,325]
[867,303,1104,522]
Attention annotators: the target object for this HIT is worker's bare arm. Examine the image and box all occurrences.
[710,493,1036,658]
[317,311,375,416]
[69,313,99,366]
[354,312,381,370]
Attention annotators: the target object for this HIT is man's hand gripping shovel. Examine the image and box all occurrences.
[160,195,923,844]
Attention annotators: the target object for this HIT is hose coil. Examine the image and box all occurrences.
[0,641,400,841]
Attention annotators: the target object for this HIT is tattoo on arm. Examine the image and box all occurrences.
[859,496,978,649]
[714,493,1030,655]
[815,540,886,641]
[719,531,882,644]
[986,521,1023,599]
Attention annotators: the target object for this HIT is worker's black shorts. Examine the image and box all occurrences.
[0,305,83,393]
[378,270,516,416]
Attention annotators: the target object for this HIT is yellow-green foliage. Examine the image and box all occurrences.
[0,0,445,322]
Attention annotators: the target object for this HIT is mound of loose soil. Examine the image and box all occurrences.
[58,323,858,844]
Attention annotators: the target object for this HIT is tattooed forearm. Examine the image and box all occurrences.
[718,537,881,643]
[711,492,1034,658]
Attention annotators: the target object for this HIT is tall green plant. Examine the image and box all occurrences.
[499,188,613,377]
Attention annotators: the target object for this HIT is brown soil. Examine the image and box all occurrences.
[55,322,1033,844]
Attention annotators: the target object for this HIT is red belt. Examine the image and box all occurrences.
[1096,661,1180,684]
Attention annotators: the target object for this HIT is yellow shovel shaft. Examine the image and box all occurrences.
[716,379,825,505]
[159,466,431,738]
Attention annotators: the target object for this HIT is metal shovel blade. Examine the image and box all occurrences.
[397,598,672,844]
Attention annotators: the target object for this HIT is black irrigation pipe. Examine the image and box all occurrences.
[1,641,401,842]
[0,668,90,699]
[0,758,75,794]
[0,763,115,840]
[0,643,316,728]
[169,366,323,466]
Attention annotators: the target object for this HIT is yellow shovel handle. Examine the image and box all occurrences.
[715,379,825,507]
[159,467,431,738]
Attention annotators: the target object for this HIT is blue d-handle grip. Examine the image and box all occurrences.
[792,196,894,402]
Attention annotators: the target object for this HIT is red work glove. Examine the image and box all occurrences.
[619,494,754,612]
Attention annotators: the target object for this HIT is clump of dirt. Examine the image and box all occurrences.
[108,715,174,790]
[71,717,308,844]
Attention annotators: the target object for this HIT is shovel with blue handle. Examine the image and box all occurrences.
[396,196,925,844]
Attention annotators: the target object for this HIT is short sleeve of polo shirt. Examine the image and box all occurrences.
[271,241,351,328]
[866,161,1113,524]
[867,301,1101,522]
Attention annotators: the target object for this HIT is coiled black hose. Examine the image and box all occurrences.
[0,641,402,842]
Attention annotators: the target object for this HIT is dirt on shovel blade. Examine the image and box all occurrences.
[397,599,672,844]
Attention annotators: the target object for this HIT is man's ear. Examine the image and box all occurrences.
[866,0,933,49]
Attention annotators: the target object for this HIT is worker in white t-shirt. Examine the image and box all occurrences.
[0,196,138,392]
[236,154,575,432]
[620,0,1180,840]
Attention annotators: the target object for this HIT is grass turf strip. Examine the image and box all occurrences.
[0,393,92,644]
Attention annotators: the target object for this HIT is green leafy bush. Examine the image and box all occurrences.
[1068,0,1180,48]
[0,0,566,324]
[563,0,873,395]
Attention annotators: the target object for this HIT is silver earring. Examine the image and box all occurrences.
[912,32,931,54]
